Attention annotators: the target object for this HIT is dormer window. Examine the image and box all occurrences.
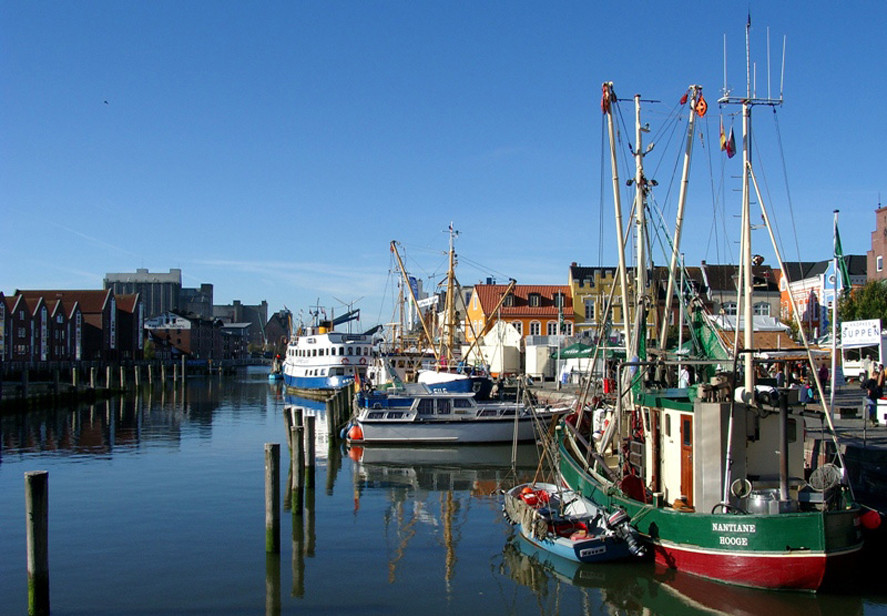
[503,293,514,307]
[554,292,565,308]
[528,293,541,307]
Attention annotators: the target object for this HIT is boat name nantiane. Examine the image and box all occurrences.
[711,522,756,533]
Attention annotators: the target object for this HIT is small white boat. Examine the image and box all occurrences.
[345,384,567,444]
[502,482,645,564]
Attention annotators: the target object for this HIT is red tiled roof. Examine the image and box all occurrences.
[474,284,572,318]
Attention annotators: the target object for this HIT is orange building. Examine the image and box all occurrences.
[464,284,573,343]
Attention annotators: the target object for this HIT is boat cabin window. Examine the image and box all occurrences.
[437,399,452,415]
[417,399,434,415]
[331,347,337,355]
[348,347,354,355]
[665,415,671,437]
[453,398,472,408]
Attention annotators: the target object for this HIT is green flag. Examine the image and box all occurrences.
[834,221,851,293]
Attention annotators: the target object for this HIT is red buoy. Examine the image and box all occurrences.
[861,509,882,530]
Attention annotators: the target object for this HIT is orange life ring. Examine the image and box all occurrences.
[341,358,350,365]
[359,357,367,365]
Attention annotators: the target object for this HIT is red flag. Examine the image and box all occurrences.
[726,127,736,158]
[680,92,688,105]
[719,118,726,151]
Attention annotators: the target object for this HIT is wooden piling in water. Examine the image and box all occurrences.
[264,443,280,553]
[90,366,97,389]
[134,365,140,387]
[291,426,303,512]
[106,365,112,389]
[304,415,316,489]
[72,366,79,388]
[25,471,50,616]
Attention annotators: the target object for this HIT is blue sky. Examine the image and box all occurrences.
[2,2,885,327]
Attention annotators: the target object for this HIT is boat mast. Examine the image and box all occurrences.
[438,223,459,367]
[602,83,633,355]
[630,94,651,363]
[657,86,702,352]
[390,240,440,363]
[718,17,783,392]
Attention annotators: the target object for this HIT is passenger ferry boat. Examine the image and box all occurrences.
[282,311,375,390]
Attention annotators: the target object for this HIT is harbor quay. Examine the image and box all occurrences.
[0,358,261,412]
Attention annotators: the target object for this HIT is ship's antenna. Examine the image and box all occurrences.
[722,33,728,97]
[767,27,771,101]
[780,35,787,101]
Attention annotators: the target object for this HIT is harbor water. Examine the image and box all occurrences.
[1,367,885,615]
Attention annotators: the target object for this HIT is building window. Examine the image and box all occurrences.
[722,301,737,316]
[878,256,883,272]
[530,321,541,336]
[562,322,573,336]
[547,321,559,336]
[584,299,594,320]
[753,302,771,316]
[554,293,565,308]
[503,294,514,307]
[528,293,541,307]
[512,321,522,335]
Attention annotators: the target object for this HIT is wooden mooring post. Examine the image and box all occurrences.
[303,415,316,489]
[25,470,50,616]
[264,443,280,554]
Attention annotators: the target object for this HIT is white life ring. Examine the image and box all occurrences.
[360,357,367,365]
[341,358,350,365]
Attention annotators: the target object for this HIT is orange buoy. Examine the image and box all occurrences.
[347,424,364,442]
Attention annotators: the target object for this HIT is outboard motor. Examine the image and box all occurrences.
[606,508,646,557]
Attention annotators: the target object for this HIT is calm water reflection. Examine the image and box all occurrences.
[0,368,884,615]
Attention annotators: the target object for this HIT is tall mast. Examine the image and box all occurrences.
[438,223,459,366]
[391,240,439,363]
[658,86,703,351]
[718,17,782,392]
[602,82,633,355]
[630,93,651,361]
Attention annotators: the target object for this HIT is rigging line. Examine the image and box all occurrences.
[454,255,511,281]
[771,107,802,263]
[750,119,792,264]
[710,112,730,265]
[703,110,724,259]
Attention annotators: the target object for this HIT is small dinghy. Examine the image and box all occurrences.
[503,482,645,564]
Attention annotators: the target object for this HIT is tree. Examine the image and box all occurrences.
[838,280,887,325]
